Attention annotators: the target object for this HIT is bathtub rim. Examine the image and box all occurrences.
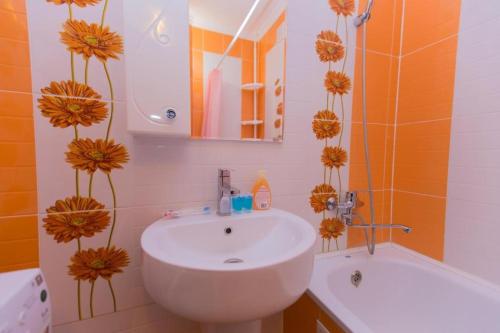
[308,242,500,333]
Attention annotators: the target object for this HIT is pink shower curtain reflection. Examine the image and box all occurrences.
[202,68,223,138]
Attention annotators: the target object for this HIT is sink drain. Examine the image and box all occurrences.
[224,258,243,264]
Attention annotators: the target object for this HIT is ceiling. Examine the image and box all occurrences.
[189,0,277,39]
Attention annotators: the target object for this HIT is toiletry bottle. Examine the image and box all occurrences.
[219,193,232,215]
[252,170,271,210]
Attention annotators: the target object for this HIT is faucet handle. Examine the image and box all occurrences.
[218,168,231,177]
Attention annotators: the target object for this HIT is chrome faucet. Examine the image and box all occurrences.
[217,169,239,216]
[327,191,412,254]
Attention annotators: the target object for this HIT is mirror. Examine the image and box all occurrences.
[189,0,287,142]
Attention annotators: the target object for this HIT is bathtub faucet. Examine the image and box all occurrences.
[326,192,412,254]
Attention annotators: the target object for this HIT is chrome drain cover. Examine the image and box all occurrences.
[224,258,243,264]
[351,270,362,287]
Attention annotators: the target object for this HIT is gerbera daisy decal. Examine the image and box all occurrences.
[39,81,108,128]
[69,246,129,282]
[309,184,337,213]
[277,102,284,115]
[66,138,129,174]
[47,0,101,7]
[324,70,351,95]
[43,196,110,243]
[42,0,129,320]
[60,19,123,62]
[315,30,345,63]
[320,218,345,240]
[312,110,340,139]
[322,146,348,169]
[328,0,355,16]
[310,1,351,252]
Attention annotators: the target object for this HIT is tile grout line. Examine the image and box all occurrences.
[393,189,447,200]
[400,33,458,58]
[389,0,407,242]
[380,0,401,231]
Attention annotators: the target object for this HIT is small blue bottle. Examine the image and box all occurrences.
[231,195,244,213]
[242,193,253,212]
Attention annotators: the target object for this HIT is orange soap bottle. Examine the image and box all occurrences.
[252,170,272,210]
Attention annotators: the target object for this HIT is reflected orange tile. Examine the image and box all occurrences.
[241,40,254,61]
[190,26,202,50]
[191,49,203,82]
[241,60,254,84]
[0,9,28,41]
[392,191,445,260]
[191,79,203,111]
[223,36,242,58]
[402,0,461,55]
[398,37,458,124]
[394,120,451,196]
[202,30,224,54]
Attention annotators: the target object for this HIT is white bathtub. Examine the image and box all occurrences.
[309,243,500,333]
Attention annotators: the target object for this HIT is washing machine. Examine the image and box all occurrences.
[0,268,51,333]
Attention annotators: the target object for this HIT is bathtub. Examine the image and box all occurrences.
[309,243,500,333]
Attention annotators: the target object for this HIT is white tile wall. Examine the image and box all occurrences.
[444,0,500,285]
[27,0,359,331]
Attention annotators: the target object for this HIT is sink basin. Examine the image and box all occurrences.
[141,208,316,327]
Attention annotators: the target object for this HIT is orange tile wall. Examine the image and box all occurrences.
[348,0,403,248]
[0,0,39,272]
[349,0,461,261]
[391,0,461,260]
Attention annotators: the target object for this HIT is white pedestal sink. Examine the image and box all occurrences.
[141,209,316,333]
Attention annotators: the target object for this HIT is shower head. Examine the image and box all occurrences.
[354,0,374,27]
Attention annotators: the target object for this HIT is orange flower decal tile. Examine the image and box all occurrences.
[41,0,129,320]
[315,30,345,63]
[43,196,110,243]
[39,81,108,128]
[311,1,354,252]
[329,0,355,16]
[47,0,102,7]
[69,246,129,282]
[60,19,124,62]
[66,138,129,174]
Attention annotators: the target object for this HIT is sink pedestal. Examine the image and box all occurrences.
[201,320,261,333]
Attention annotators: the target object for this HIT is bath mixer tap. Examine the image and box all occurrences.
[327,191,412,254]
[217,169,239,216]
